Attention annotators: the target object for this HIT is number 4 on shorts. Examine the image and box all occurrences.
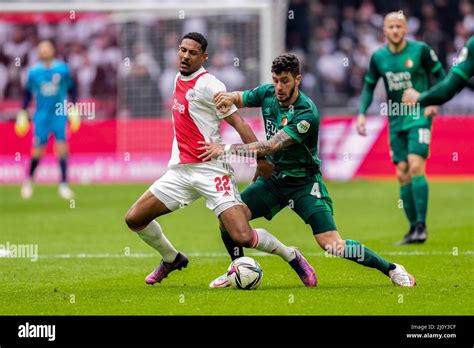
[310,182,321,198]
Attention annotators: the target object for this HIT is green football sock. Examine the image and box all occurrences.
[400,183,417,227]
[411,175,429,224]
[343,240,393,275]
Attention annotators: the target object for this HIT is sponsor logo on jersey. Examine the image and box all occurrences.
[265,119,278,138]
[297,120,310,133]
[172,98,185,114]
[405,58,413,68]
[385,71,412,91]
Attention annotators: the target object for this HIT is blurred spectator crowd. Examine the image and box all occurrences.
[0,0,473,118]
[287,0,474,114]
[0,13,258,118]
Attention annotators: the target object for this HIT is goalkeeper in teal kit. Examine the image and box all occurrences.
[198,53,416,288]
[16,40,80,200]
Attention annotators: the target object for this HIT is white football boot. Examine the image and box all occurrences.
[21,180,33,199]
[209,273,230,288]
[389,263,416,287]
[58,183,74,200]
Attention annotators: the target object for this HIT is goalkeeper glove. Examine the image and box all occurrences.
[68,104,81,133]
[14,110,30,137]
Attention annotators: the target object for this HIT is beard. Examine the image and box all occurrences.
[278,85,296,103]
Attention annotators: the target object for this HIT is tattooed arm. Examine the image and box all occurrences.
[197,129,296,161]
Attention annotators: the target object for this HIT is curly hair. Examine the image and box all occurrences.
[181,32,208,53]
[271,53,300,77]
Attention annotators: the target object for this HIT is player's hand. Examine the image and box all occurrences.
[197,141,225,161]
[402,88,420,105]
[14,110,30,137]
[252,159,275,182]
[68,104,81,133]
[214,92,234,114]
[356,113,367,136]
[424,105,438,118]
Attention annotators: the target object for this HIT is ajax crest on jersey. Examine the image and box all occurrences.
[227,257,263,290]
[185,88,196,101]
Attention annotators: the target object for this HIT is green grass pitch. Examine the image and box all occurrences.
[0,180,472,315]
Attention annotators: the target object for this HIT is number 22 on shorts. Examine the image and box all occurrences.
[215,175,231,192]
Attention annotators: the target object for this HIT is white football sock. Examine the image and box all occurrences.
[252,228,295,262]
[136,220,178,263]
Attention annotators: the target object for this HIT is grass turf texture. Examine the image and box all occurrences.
[0,181,472,315]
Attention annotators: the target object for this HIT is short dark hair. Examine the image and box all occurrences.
[181,32,208,53]
[271,53,300,77]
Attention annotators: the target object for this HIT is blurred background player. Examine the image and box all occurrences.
[124,33,316,287]
[17,40,79,200]
[357,12,446,245]
[200,53,416,288]
[403,35,474,106]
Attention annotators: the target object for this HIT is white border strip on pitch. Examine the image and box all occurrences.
[6,250,470,259]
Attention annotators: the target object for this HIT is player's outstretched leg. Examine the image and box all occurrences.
[217,205,317,287]
[125,190,187,285]
[314,229,416,287]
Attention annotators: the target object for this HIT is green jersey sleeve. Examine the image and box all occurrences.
[282,111,318,144]
[452,36,474,81]
[242,84,273,107]
[364,53,381,85]
[421,43,443,75]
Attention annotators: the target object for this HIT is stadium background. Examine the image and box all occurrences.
[0,0,472,184]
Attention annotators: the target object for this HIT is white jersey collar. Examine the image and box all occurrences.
[179,66,206,81]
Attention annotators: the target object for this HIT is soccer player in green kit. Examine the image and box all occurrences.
[402,35,474,106]
[199,53,416,288]
[357,12,447,245]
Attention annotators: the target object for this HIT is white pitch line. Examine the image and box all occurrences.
[7,250,470,259]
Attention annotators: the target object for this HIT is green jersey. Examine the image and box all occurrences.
[363,40,445,132]
[242,84,321,177]
[451,35,474,82]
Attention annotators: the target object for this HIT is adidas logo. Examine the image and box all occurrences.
[223,191,231,197]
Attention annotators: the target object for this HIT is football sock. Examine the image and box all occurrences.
[251,228,295,262]
[59,157,68,183]
[411,175,429,224]
[136,220,178,263]
[343,240,393,275]
[220,228,244,261]
[29,157,40,178]
[400,183,417,227]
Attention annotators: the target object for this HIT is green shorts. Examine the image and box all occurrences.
[240,172,337,234]
[390,125,432,164]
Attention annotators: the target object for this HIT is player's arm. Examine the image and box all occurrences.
[357,54,380,136]
[15,71,33,137]
[214,84,270,113]
[215,91,245,113]
[224,111,275,179]
[403,72,467,107]
[67,72,80,132]
[198,128,296,161]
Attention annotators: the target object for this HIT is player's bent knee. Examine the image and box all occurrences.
[124,209,148,231]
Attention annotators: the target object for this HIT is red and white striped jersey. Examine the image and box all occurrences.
[169,67,237,166]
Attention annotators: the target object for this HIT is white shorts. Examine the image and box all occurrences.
[149,161,243,216]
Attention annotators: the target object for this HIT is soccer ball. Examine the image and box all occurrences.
[227,257,263,290]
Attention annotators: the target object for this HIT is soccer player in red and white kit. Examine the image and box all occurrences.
[125,32,316,286]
